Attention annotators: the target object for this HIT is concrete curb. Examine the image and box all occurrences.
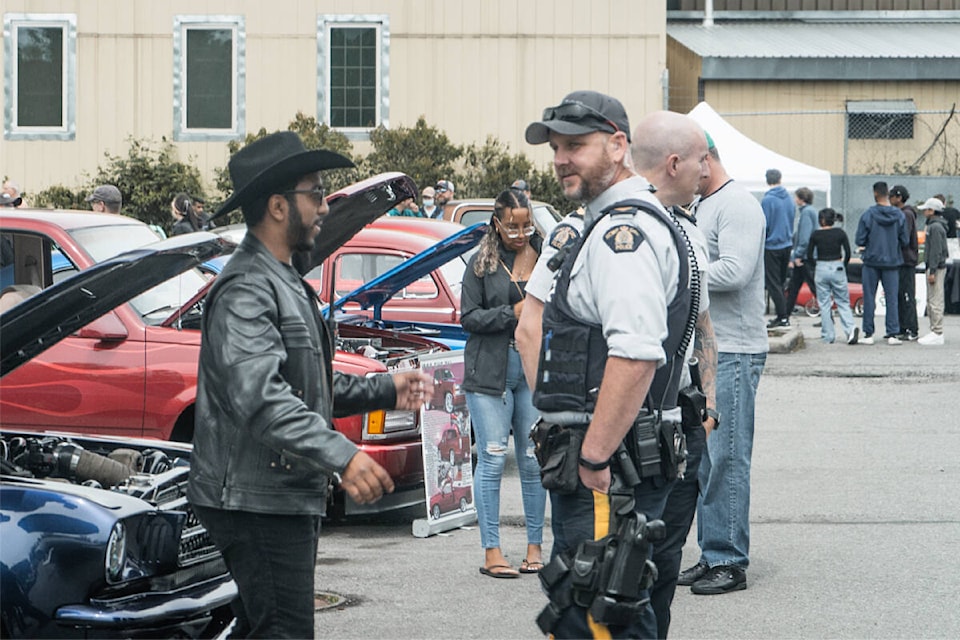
[767,327,804,353]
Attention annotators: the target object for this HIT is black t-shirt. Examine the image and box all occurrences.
[807,227,851,264]
[941,206,959,238]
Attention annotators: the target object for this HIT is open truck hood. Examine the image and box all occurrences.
[329,222,486,319]
[1,233,227,376]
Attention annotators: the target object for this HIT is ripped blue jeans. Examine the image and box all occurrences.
[465,348,546,549]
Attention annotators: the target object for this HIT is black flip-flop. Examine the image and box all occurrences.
[479,564,519,579]
[519,559,544,574]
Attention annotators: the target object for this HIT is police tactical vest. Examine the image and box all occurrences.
[533,199,694,415]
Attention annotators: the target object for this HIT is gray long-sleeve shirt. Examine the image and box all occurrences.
[695,180,769,354]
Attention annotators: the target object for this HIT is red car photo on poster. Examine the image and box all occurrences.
[429,481,473,520]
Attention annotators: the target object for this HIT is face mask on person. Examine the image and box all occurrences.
[423,198,434,207]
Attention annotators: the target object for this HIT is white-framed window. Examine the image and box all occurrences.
[318,15,390,140]
[3,14,76,140]
[173,15,245,141]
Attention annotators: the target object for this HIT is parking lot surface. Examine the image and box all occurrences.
[315,314,960,639]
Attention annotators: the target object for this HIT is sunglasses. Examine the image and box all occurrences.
[541,100,619,134]
[495,218,536,239]
[284,185,326,204]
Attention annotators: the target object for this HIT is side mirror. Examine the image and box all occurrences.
[77,311,128,342]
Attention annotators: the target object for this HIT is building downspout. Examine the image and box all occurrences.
[703,0,714,27]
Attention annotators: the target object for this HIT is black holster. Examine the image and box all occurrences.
[536,511,666,634]
[530,420,585,494]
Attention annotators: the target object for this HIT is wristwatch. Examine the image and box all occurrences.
[705,408,721,428]
[578,455,611,471]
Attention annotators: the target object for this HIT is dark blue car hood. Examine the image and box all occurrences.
[329,222,486,318]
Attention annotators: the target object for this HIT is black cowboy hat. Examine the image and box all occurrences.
[213,131,354,220]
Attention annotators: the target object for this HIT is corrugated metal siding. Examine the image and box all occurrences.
[673,1,960,10]
[668,22,960,59]
[1,0,666,194]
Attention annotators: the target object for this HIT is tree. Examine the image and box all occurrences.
[363,117,462,192]
[33,139,205,228]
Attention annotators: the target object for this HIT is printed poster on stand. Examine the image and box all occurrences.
[413,351,476,537]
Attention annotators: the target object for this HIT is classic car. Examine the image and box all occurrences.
[1,235,237,639]
[425,367,466,414]
[428,481,473,520]
[440,198,562,237]
[435,424,471,466]
[0,173,439,516]
[793,281,865,318]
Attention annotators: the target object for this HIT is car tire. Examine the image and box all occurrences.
[459,497,468,512]
[432,504,441,520]
[853,298,864,317]
[443,392,454,414]
[449,449,456,466]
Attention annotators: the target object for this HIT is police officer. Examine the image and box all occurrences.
[520,92,696,639]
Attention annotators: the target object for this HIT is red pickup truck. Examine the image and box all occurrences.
[0,174,437,515]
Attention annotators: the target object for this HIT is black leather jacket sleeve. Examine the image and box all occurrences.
[332,371,397,418]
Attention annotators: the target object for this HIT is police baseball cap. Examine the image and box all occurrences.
[525,90,631,145]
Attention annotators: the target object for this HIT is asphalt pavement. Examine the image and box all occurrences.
[314,313,960,639]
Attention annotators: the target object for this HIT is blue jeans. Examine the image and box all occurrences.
[815,260,856,343]
[192,504,320,639]
[465,348,545,549]
[861,265,900,338]
[697,352,766,569]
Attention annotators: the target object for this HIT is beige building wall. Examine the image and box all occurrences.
[1,0,667,195]
[700,80,960,175]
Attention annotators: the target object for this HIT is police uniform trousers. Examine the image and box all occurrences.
[548,476,674,639]
[649,421,706,639]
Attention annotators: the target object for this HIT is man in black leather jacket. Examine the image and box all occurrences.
[187,132,431,639]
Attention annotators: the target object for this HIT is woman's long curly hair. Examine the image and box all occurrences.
[472,188,532,277]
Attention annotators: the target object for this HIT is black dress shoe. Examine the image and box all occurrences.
[676,560,709,586]
[690,564,747,595]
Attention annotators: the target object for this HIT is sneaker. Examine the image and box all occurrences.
[905,332,919,341]
[766,318,781,329]
[887,336,902,345]
[676,561,710,587]
[690,564,747,595]
[918,332,944,346]
[778,317,791,327]
[860,334,874,345]
[847,327,860,345]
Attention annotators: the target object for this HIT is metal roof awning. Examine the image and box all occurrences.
[846,100,917,114]
[668,21,960,81]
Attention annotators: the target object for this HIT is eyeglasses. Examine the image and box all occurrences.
[284,185,326,204]
[496,219,536,239]
[541,100,619,134]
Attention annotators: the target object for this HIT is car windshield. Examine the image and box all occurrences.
[69,225,209,322]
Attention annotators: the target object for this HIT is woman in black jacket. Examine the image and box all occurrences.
[461,188,546,579]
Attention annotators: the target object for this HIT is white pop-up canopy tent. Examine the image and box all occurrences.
[687,102,832,205]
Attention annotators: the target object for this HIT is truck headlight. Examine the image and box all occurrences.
[105,522,126,582]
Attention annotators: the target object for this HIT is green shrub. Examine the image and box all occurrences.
[363,116,462,193]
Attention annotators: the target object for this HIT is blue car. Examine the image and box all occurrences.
[1,234,237,639]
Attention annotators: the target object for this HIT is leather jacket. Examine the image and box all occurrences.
[187,233,396,516]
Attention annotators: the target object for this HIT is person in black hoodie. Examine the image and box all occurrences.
[889,185,919,340]
[460,188,546,579]
[855,181,908,345]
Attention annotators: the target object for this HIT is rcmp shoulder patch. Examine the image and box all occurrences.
[549,223,581,251]
[603,224,644,253]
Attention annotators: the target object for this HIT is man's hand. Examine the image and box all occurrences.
[578,465,611,494]
[340,451,395,504]
[391,370,434,411]
[928,272,936,284]
[703,415,717,438]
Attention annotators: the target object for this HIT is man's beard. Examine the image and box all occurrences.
[558,152,619,203]
[286,200,315,252]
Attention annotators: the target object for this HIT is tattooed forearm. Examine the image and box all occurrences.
[693,310,718,411]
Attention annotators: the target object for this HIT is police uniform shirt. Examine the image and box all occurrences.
[561,175,680,367]
[526,210,585,303]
